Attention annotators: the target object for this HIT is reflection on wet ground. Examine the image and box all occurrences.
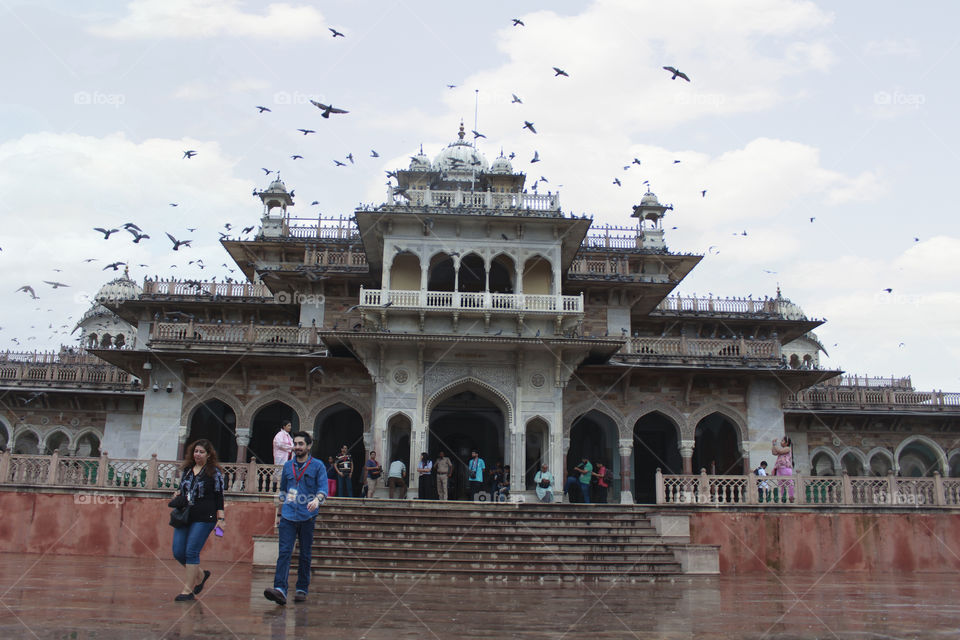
[1,554,958,639]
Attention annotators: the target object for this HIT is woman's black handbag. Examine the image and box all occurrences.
[539,478,551,489]
[168,493,190,528]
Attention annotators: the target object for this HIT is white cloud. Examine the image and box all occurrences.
[89,0,327,39]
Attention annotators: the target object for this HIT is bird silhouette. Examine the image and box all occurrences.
[632,158,641,166]
[182,150,197,159]
[472,130,486,139]
[613,178,622,186]
[530,151,540,163]
[255,106,271,113]
[512,18,524,26]
[552,67,569,77]
[94,227,119,239]
[523,121,537,133]
[242,226,255,234]
[16,285,38,299]
[333,159,347,167]
[701,190,707,197]
[494,329,503,336]
[103,262,126,271]
[346,153,354,164]
[662,66,690,81]
[501,233,509,241]
[329,27,345,37]
[128,228,150,243]
[297,129,315,135]
[882,288,893,293]
[291,155,303,160]
[166,232,191,251]
[309,100,349,118]
[370,150,380,158]
[383,301,393,308]
[511,94,522,104]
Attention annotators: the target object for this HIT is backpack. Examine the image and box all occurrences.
[603,467,613,484]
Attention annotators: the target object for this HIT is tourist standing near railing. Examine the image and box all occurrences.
[264,431,327,606]
[171,439,225,602]
[272,421,294,466]
[772,438,795,502]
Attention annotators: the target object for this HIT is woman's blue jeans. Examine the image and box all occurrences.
[172,521,216,565]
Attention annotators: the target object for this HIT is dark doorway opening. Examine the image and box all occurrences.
[692,413,743,475]
[188,400,238,462]
[429,390,504,500]
[314,404,365,495]
[633,412,681,503]
[249,402,298,464]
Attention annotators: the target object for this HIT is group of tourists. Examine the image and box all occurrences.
[753,436,795,502]
[563,456,613,504]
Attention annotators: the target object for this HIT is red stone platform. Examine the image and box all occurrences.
[1,553,959,638]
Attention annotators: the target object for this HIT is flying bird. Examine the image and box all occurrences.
[523,121,537,133]
[183,150,197,159]
[103,262,126,271]
[346,153,354,164]
[662,66,690,81]
[169,203,178,207]
[329,27,345,37]
[128,229,150,243]
[16,285,38,299]
[309,100,349,118]
[291,155,303,160]
[511,94,522,104]
[297,129,315,135]
[673,159,681,164]
[93,227,119,239]
[333,159,347,167]
[882,288,893,293]
[242,226,255,234]
[512,18,524,26]
[262,168,274,175]
[530,151,540,163]
[613,178,621,186]
[632,158,641,166]
[701,190,707,197]
[472,130,486,139]
[255,106,271,113]
[166,232,191,251]
[370,150,380,158]
[810,217,816,223]
[553,67,569,77]
[123,223,142,232]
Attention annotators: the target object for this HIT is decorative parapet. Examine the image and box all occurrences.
[655,468,960,507]
[614,336,782,364]
[0,350,138,389]
[149,321,325,353]
[359,288,583,315]
[786,388,960,411]
[653,295,811,320]
[141,279,272,299]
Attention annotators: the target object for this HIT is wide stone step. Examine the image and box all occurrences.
[305,567,680,582]
[308,529,668,545]
[311,536,674,554]
[321,514,655,529]
[317,521,657,536]
[297,554,683,574]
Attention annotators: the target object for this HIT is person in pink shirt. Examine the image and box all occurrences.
[273,420,294,465]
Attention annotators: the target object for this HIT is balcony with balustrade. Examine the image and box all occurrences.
[146,320,325,355]
[0,350,140,392]
[612,335,784,368]
[379,188,562,216]
[141,278,273,300]
[785,386,960,413]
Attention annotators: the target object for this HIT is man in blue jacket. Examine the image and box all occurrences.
[264,431,327,605]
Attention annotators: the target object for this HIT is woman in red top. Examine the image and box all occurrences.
[591,461,610,503]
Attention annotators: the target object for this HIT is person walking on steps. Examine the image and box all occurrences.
[264,431,328,606]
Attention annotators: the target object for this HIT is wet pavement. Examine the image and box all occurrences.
[1,553,958,639]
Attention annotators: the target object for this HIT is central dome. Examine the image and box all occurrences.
[95,272,142,304]
[434,124,488,176]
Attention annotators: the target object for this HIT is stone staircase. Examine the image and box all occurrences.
[253,499,719,581]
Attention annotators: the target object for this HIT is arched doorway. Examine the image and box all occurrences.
[45,431,70,455]
[0,421,9,451]
[568,410,618,501]
[692,413,743,475]
[811,450,837,476]
[869,451,893,476]
[490,254,515,294]
[14,431,40,454]
[76,432,101,457]
[250,402,298,464]
[897,440,943,477]
[525,418,549,490]
[840,451,864,476]
[427,254,455,291]
[633,412,681,504]
[429,389,505,500]
[387,414,411,470]
[457,254,486,292]
[188,400,238,462]
[313,403,365,496]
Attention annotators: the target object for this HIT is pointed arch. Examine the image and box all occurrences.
[894,435,947,476]
[686,403,747,443]
[809,446,840,475]
[44,429,71,454]
[563,398,624,437]
[305,392,372,431]
[72,428,104,454]
[241,389,308,426]
[866,447,895,476]
[626,402,686,442]
[12,426,42,454]
[837,446,867,475]
[425,377,513,426]
[181,388,244,426]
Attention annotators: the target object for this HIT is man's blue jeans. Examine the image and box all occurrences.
[580,482,591,503]
[172,521,216,565]
[337,474,353,497]
[274,517,315,595]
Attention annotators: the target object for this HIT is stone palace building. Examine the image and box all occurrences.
[2,125,958,502]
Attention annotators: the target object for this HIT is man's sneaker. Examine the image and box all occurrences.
[263,588,287,606]
[294,591,307,603]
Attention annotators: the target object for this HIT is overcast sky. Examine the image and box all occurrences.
[0,0,957,390]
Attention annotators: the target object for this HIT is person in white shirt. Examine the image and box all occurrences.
[756,460,770,502]
[416,452,433,499]
[534,463,554,503]
[387,459,407,499]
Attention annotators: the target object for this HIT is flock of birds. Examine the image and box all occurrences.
[3,16,912,354]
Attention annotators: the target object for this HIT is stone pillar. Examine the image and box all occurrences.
[176,424,189,461]
[409,423,427,492]
[235,426,250,464]
[510,425,525,496]
[742,442,752,474]
[618,438,633,504]
[680,439,695,474]
[561,436,570,484]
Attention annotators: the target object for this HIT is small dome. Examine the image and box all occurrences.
[266,178,287,192]
[434,123,489,176]
[95,273,142,304]
[490,153,513,174]
[640,191,660,206]
[409,147,432,172]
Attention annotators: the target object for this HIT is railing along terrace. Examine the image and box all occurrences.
[390,188,561,213]
[0,351,136,388]
[786,387,959,409]
[1,349,103,365]
[820,375,913,389]
[619,336,782,361]
[583,225,641,250]
[0,451,285,496]
[305,247,369,268]
[142,279,272,298]
[656,469,960,507]
[150,321,321,347]
[283,216,361,241]
[655,295,804,318]
[359,287,584,314]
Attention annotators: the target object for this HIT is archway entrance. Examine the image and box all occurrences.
[249,402,298,464]
[692,413,743,475]
[314,403,365,496]
[840,452,864,476]
[898,440,942,477]
[188,400,238,462]
[45,431,70,456]
[76,432,101,457]
[568,410,618,502]
[633,412,681,504]
[14,431,39,454]
[429,389,504,500]
[525,418,549,490]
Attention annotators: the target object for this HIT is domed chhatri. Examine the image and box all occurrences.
[433,122,489,176]
[265,177,288,193]
[95,269,142,304]
[489,150,513,175]
[409,145,432,172]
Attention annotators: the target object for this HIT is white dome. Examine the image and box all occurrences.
[266,178,288,192]
[640,191,660,205]
[409,150,432,172]
[490,154,513,174]
[95,274,142,304]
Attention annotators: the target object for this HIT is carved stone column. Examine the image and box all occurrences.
[618,438,633,504]
[176,424,189,460]
[680,439,695,475]
[235,426,250,463]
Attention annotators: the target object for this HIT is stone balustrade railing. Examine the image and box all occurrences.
[618,336,782,361]
[821,374,913,389]
[304,247,369,268]
[142,279,272,298]
[0,356,137,389]
[149,321,322,348]
[359,287,584,314]
[786,388,959,409]
[656,469,960,507]
[389,188,561,213]
[654,295,806,319]
[0,451,281,496]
